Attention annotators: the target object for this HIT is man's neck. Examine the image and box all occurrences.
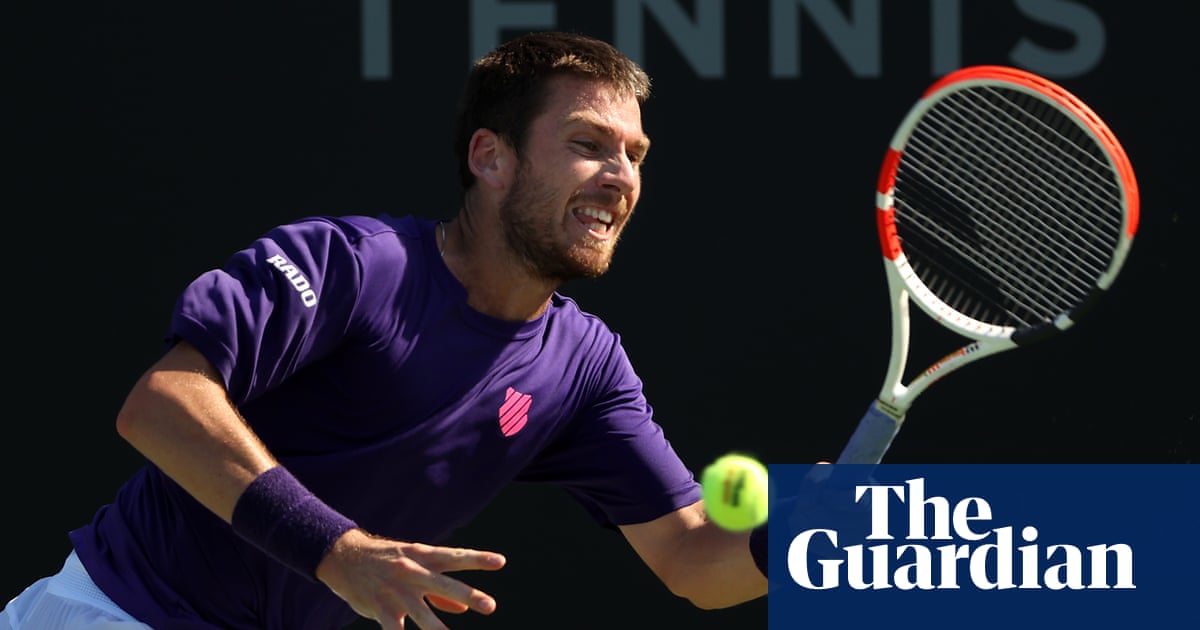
[441,216,558,322]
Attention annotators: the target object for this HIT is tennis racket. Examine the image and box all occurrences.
[836,65,1139,465]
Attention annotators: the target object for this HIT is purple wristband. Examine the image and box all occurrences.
[231,466,358,580]
[750,523,768,578]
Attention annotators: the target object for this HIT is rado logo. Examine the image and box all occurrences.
[265,254,318,308]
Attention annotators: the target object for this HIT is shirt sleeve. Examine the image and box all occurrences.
[167,217,365,405]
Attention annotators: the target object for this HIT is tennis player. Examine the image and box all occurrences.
[2,31,768,629]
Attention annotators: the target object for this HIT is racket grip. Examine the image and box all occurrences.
[836,401,904,464]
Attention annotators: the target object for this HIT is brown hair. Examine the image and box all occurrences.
[452,31,651,191]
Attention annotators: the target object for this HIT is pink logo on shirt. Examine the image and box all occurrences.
[499,387,532,437]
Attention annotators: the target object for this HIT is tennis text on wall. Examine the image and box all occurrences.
[361,0,1107,80]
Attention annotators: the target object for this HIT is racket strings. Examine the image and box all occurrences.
[928,89,1121,267]
[907,95,1114,300]
[894,85,1124,329]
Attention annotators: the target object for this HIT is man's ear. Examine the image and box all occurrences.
[467,128,514,189]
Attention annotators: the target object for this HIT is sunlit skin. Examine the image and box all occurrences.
[443,75,650,321]
[499,76,650,283]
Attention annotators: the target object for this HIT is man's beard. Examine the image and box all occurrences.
[500,166,619,283]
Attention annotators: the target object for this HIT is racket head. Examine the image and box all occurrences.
[875,65,1139,346]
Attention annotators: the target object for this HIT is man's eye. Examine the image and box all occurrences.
[573,140,599,152]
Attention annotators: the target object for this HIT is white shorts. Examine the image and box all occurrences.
[1,551,151,629]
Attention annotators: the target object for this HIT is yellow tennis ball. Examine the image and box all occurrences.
[700,453,769,531]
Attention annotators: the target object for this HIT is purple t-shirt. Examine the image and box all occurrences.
[69,214,701,629]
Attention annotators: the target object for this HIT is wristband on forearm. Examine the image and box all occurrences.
[749,523,768,578]
[231,466,358,581]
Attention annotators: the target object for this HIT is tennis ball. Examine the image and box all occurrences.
[700,453,769,532]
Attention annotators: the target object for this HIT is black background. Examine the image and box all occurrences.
[8,2,1196,628]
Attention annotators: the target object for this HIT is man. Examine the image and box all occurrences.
[2,31,768,629]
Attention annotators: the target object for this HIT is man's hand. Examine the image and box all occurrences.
[316,528,507,629]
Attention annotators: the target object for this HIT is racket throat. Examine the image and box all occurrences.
[875,398,907,421]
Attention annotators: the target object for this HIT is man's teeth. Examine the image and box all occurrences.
[579,207,613,225]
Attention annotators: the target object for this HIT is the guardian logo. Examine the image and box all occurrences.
[788,477,1135,591]
[265,254,318,308]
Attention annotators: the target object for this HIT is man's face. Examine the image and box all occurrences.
[500,75,650,282]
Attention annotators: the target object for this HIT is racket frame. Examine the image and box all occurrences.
[840,65,1139,462]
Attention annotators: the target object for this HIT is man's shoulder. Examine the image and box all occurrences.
[548,293,621,343]
[316,213,426,241]
[276,214,432,260]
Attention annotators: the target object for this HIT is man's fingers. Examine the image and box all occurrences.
[426,594,469,614]
[320,537,507,628]
[447,548,508,571]
[410,544,507,573]
[401,600,450,630]
[396,553,501,617]
[424,572,498,616]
